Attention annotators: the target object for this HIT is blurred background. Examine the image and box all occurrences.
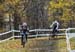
[0,0,75,32]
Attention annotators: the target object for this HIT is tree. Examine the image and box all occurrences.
[25,0,49,29]
[48,0,75,28]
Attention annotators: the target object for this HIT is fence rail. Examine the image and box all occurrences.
[0,29,66,43]
[66,28,75,52]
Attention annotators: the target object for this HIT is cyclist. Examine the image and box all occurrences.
[19,22,29,47]
[50,20,59,39]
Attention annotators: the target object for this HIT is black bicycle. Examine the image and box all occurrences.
[49,29,58,40]
[21,33,27,48]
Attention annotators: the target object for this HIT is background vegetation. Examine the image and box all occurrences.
[0,0,75,32]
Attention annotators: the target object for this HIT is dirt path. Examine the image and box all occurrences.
[25,37,67,52]
[0,37,67,52]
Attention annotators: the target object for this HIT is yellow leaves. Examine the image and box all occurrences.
[61,15,73,21]
[49,0,64,8]
[61,17,68,21]
[58,2,63,7]
[48,0,75,28]
[11,0,20,5]
[65,2,71,7]
[0,4,4,10]
[0,0,20,11]
[49,0,74,8]
[5,0,20,5]
[13,0,20,3]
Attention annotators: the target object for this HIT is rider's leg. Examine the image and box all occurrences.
[55,30,59,38]
[24,31,28,42]
[52,29,56,38]
[22,31,27,47]
[23,35,25,47]
[49,31,52,40]
[21,35,23,45]
[26,34,27,41]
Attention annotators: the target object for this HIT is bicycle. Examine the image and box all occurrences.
[49,29,58,40]
[20,32,27,48]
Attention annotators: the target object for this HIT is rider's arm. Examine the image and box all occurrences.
[19,25,23,34]
[56,22,59,30]
[50,22,55,28]
[27,27,29,32]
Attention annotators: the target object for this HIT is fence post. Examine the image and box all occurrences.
[12,30,14,40]
[36,31,38,38]
[65,28,71,52]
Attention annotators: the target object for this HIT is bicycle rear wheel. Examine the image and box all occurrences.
[22,35,26,47]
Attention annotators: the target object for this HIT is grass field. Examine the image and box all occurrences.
[70,38,75,50]
[0,36,74,52]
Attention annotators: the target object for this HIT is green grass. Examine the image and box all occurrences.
[70,38,75,50]
[0,36,72,52]
[0,40,22,52]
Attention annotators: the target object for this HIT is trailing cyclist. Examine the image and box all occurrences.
[50,20,59,39]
